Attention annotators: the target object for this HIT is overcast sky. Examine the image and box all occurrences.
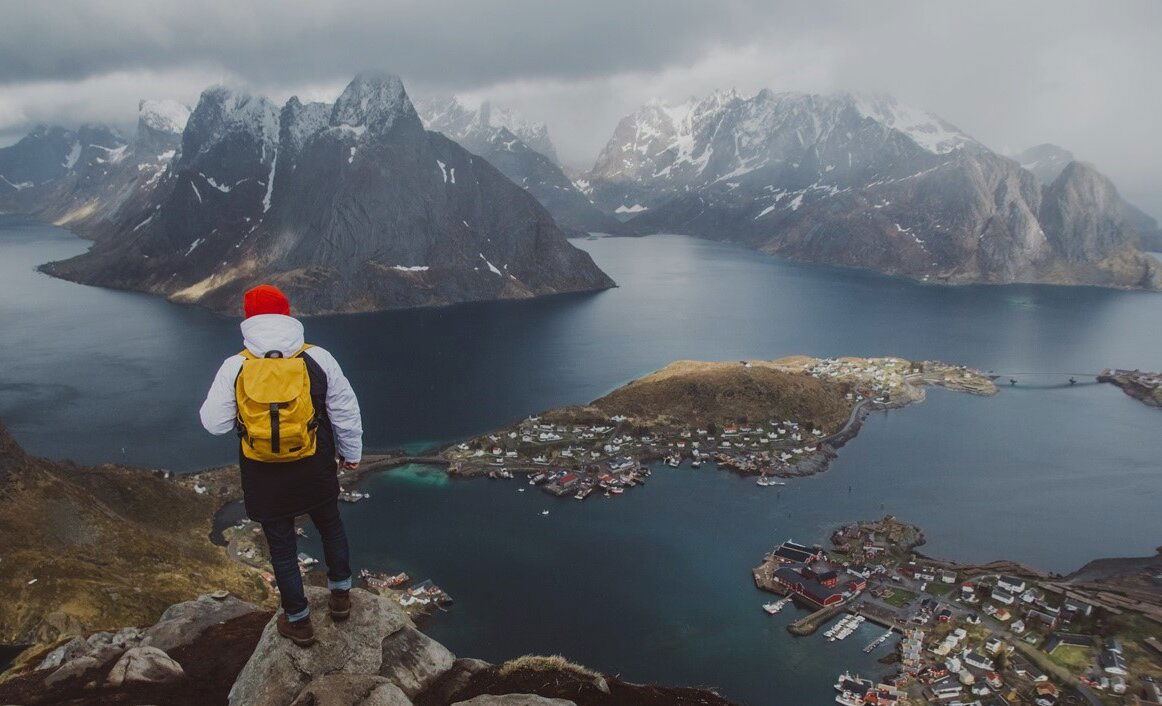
[2,0,1159,216]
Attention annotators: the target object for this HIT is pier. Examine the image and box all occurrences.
[787,601,847,636]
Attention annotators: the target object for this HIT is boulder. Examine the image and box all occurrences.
[228,587,418,706]
[43,656,100,689]
[289,674,414,706]
[143,593,262,652]
[36,636,87,671]
[417,658,492,705]
[105,645,185,686]
[452,695,576,706]
[379,625,456,698]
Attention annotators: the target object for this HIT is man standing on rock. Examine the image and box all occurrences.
[199,284,363,647]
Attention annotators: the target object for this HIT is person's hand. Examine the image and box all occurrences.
[342,459,360,470]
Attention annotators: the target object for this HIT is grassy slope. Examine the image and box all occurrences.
[0,423,270,644]
[585,359,854,432]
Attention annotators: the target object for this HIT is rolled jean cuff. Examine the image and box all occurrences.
[328,576,353,591]
[287,606,310,622]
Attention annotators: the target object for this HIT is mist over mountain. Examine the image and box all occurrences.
[416,96,623,234]
[1016,143,1162,252]
[583,89,1160,289]
[5,72,613,315]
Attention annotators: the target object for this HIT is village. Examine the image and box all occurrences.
[753,517,1162,706]
[440,357,997,502]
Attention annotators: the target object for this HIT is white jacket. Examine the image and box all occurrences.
[198,314,363,462]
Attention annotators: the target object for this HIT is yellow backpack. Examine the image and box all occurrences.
[234,345,319,463]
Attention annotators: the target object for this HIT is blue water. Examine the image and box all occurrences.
[2,216,1161,704]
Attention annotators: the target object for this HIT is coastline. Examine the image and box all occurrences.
[753,516,1162,703]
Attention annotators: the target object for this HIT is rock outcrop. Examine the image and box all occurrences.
[2,587,734,705]
[228,586,424,705]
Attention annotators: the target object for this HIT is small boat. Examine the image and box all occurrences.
[541,509,550,516]
[690,459,702,468]
[517,487,525,492]
[610,486,624,495]
[666,454,681,467]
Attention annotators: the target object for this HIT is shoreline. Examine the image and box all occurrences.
[753,516,1162,702]
[439,357,997,486]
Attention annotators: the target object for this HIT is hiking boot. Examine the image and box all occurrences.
[329,589,351,621]
[277,613,316,646]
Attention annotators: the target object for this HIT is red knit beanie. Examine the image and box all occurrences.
[243,284,291,319]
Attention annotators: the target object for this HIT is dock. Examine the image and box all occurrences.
[787,601,846,636]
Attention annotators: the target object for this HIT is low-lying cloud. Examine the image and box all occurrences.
[2,0,1158,216]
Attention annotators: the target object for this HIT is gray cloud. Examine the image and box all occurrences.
[1,0,1159,217]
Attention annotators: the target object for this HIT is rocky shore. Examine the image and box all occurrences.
[1098,368,1162,407]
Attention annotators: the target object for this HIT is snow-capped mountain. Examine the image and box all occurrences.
[1015,143,1076,185]
[415,96,621,234]
[0,100,190,232]
[41,72,614,314]
[416,96,559,163]
[585,89,1159,289]
[584,89,981,215]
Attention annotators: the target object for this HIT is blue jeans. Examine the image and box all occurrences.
[260,499,352,621]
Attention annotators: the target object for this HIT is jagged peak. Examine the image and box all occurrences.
[330,71,418,138]
[188,86,279,137]
[415,94,557,162]
[280,96,332,155]
[138,99,191,135]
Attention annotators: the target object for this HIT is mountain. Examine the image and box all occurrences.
[415,96,559,163]
[0,421,268,646]
[586,90,1160,289]
[1017,143,1162,251]
[0,100,189,237]
[416,96,623,234]
[38,72,613,315]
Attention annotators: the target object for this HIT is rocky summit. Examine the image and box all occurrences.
[583,89,1161,289]
[0,587,734,706]
[15,72,612,315]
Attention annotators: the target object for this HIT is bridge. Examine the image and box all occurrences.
[985,371,1102,389]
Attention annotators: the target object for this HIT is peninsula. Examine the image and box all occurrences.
[753,516,1162,705]
[1098,368,1162,408]
[441,356,996,498]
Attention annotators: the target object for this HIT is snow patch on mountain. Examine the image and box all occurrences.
[139,99,191,135]
[416,95,559,164]
[852,94,977,154]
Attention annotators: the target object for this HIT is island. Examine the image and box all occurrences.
[1098,368,1162,408]
[752,516,1162,705]
[441,356,996,498]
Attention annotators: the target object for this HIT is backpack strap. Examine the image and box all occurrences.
[237,343,312,360]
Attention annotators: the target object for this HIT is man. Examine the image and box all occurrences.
[199,284,362,646]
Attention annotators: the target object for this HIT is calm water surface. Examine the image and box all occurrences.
[2,215,1161,704]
